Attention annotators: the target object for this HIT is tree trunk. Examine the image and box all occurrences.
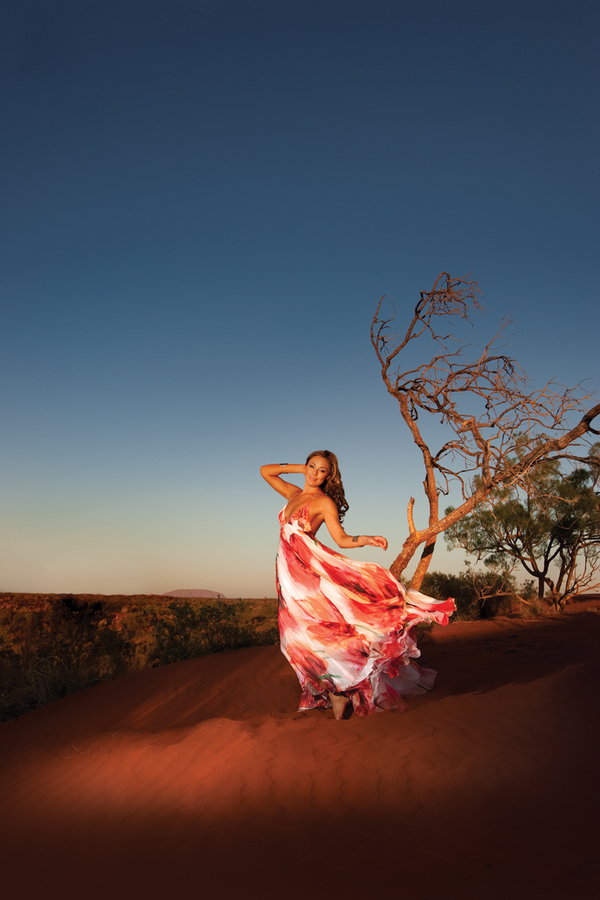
[389,538,419,581]
[410,536,437,590]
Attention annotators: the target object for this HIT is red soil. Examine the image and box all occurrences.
[1,612,599,900]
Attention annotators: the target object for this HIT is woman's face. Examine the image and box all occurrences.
[306,455,331,488]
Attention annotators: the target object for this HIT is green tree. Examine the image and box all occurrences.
[444,449,600,611]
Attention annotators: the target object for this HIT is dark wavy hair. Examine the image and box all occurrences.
[305,450,349,522]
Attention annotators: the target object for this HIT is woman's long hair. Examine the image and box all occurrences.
[306,450,349,522]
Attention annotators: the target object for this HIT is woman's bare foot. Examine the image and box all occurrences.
[329,691,352,720]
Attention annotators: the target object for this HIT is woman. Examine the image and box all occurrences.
[261,451,455,719]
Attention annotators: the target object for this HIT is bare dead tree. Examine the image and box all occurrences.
[371,272,600,588]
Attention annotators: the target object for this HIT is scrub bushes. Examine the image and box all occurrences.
[420,570,516,620]
[148,601,255,665]
[0,595,134,721]
[0,594,279,721]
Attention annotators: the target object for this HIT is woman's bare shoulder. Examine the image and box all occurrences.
[313,493,338,514]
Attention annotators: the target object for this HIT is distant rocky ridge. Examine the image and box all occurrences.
[163,589,226,599]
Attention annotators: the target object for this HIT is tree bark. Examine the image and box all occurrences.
[410,536,437,590]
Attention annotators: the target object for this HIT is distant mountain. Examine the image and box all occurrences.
[163,589,226,599]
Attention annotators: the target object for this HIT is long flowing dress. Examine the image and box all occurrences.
[276,501,456,716]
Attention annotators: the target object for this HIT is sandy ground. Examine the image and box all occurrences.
[1,608,599,900]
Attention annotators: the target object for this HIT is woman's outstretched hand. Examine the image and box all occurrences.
[364,535,388,550]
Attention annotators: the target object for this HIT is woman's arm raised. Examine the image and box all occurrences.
[316,495,388,551]
[260,463,305,499]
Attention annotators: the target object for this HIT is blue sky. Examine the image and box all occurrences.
[1,0,598,596]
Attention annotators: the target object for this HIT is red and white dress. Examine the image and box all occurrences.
[276,501,455,716]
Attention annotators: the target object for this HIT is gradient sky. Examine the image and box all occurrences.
[1,0,598,596]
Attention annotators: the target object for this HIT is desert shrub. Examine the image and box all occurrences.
[518,596,545,618]
[235,598,279,645]
[515,580,545,618]
[520,580,537,601]
[0,596,134,721]
[420,572,476,620]
[420,570,515,621]
[147,601,258,665]
[0,595,280,721]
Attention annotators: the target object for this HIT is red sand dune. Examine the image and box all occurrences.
[1,612,599,900]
